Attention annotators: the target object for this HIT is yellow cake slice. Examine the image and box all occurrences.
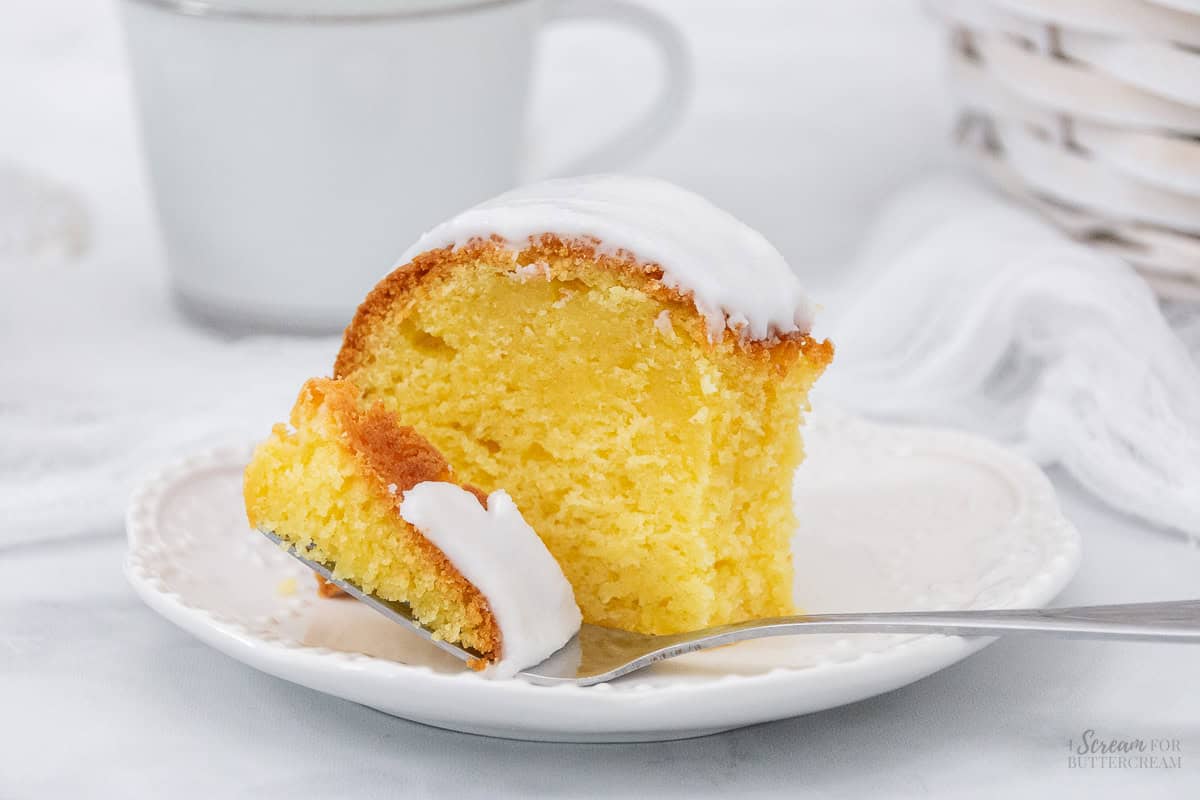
[244,377,580,670]
[333,176,832,635]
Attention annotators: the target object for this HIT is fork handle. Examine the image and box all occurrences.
[707,599,1200,644]
[525,599,1200,685]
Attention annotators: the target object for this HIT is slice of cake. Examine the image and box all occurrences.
[334,175,832,635]
[244,378,581,674]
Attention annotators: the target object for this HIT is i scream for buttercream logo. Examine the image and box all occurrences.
[1067,729,1184,769]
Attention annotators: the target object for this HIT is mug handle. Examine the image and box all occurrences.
[530,0,692,178]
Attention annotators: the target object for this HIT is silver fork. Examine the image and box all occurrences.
[262,530,1200,686]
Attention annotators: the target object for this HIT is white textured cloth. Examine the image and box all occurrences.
[822,176,1200,538]
[1,254,336,545]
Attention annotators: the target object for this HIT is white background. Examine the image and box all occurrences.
[1,0,1198,797]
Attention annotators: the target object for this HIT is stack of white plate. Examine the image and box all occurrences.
[928,0,1200,299]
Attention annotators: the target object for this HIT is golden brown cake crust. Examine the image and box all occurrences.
[334,236,833,380]
[297,378,502,660]
[314,573,346,598]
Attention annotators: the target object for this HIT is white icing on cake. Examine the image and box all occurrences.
[399,175,815,342]
[398,481,582,678]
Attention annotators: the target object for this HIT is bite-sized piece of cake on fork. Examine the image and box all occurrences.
[244,378,581,675]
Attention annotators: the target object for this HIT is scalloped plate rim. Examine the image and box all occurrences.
[124,413,1082,741]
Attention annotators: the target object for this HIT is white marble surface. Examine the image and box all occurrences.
[2,0,1199,797]
[4,480,1199,797]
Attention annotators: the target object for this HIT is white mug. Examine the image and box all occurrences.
[119,0,691,333]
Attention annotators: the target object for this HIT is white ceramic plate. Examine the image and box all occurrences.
[125,409,1081,742]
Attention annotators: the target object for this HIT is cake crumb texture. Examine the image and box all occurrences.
[243,378,502,659]
[336,239,832,635]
